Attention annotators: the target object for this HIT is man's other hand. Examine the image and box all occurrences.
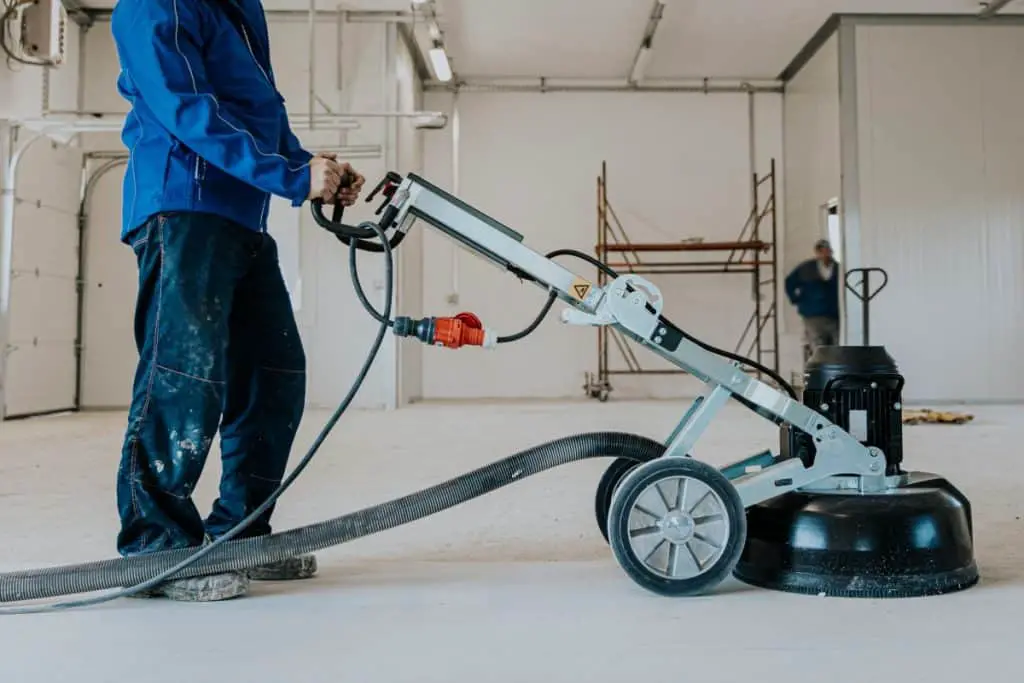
[309,155,343,202]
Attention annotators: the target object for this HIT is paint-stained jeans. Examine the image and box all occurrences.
[116,212,306,557]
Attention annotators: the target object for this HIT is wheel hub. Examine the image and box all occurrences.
[658,511,695,543]
[625,474,731,580]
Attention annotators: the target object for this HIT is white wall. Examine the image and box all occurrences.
[0,23,85,418]
[781,34,841,375]
[419,90,784,400]
[75,18,423,410]
[853,23,1024,403]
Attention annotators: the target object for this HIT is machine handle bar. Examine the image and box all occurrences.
[310,171,405,252]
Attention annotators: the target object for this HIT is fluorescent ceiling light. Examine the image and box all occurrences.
[429,46,452,82]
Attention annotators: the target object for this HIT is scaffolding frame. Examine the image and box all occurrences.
[584,159,780,401]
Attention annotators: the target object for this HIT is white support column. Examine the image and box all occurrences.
[383,20,399,410]
[837,20,863,346]
[0,123,12,420]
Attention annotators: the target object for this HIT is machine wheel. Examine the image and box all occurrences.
[594,457,641,543]
[607,457,746,597]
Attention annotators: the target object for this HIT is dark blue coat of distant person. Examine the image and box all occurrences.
[785,256,840,320]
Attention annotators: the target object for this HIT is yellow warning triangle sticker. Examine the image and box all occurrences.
[570,277,592,300]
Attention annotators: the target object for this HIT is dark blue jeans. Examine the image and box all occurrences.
[116,212,306,557]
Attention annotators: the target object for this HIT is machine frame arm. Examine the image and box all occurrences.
[383,173,886,507]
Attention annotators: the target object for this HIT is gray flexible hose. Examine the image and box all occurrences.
[0,431,664,606]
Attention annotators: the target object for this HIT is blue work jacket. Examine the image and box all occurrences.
[111,0,312,241]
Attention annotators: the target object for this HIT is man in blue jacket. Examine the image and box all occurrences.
[785,239,841,363]
[110,0,365,601]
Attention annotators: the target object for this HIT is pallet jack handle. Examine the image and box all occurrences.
[845,267,888,345]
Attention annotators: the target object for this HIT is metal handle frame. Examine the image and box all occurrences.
[360,172,889,506]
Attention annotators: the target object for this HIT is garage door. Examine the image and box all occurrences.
[3,139,83,418]
[79,159,138,409]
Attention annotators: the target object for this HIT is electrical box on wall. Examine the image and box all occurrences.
[17,0,67,65]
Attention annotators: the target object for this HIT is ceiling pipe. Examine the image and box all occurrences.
[628,0,667,87]
[82,9,419,23]
[84,144,384,161]
[425,77,783,94]
[18,115,360,134]
[978,0,1017,16]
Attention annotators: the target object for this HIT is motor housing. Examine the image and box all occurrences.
[739,345,979,598]
[784,345,904,475]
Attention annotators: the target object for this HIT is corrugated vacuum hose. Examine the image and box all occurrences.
[0,432,665,607]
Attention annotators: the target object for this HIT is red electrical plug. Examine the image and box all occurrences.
[391,312,496,349]
[432,312,495,349]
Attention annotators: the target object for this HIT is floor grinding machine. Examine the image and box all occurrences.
[0,172,977,613]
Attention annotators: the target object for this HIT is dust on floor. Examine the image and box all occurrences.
[0,400,1021,683]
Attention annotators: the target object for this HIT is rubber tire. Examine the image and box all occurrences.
[594,457,641,543]
[607,457,747,597]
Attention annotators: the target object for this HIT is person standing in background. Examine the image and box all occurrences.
[785,239,841,363]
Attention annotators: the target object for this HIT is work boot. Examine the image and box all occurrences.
[128,570,250,602]
[247,554,318,581]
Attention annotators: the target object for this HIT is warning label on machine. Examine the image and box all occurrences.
[570,278,592,300]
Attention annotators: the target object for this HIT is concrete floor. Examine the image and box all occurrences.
[0,400,1021,682]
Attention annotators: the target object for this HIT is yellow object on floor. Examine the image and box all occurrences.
[902,409,974,425]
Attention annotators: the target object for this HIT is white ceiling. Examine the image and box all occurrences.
[77,0,1024,80]
[434,0,1023,80]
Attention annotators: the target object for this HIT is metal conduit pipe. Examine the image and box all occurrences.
[38,110,447,125]
[425,79,783,94]
[83,9,419,23]
[307,0,316,130]
[83,144,385,162]
[448,87,460,304]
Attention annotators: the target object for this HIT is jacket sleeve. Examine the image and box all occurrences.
[112,0,310,204]
[278,111,314,207]
[784,263,802,304]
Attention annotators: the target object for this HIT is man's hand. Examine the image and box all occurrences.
[308,153,365,205]
[308,155,343,202]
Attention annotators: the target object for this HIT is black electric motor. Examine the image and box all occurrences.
[739,343,979,598]
[783,345,905,475]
